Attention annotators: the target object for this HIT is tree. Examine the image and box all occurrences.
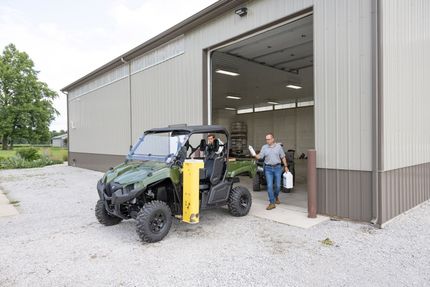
[0,44,58,150]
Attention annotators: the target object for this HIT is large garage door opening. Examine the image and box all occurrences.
[210,15,314,210]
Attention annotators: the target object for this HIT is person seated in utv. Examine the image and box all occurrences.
[204,134,224,176]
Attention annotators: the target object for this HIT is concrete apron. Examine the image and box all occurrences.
[249,199,329,229]
[238,176,329,229]
[0,190,19,217]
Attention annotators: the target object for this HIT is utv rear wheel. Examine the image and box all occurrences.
[136,200,172,243]
[252,175,261,191]
[228,186,252,217]
[95,200,122,226]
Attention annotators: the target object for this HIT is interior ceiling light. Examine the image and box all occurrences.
[267,101,280,105]
[225,107,236,111]
[226,95,241,100]
[286,84,302,89]
[215,69,240,76]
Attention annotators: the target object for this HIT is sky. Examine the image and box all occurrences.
[0,0,217,131]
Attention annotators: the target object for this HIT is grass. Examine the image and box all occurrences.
[0,146,67,169]
[0,146,67,162]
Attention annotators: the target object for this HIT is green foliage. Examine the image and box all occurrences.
[16,147,40,161]
[0,43,59,150]
[0,146,67,169]
[0,154,63,169]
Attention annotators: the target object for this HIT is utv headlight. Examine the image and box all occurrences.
[110,182,123,192]
[125,184,135,193]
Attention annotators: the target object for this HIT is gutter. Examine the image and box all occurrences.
[121,57,133,147]
[61,90,70,167]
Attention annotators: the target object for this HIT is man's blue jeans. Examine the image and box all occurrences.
[264,164,282,204]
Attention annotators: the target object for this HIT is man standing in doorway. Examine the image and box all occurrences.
[250,133,288,210]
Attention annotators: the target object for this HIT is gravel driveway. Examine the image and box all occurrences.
[0,164,429,287]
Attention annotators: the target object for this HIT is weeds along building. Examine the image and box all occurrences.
[62,0,430,225]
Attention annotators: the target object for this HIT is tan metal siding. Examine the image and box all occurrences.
[130,55,203,141]
[314,0,373,171]
[381,0,430,171]
[68,78,130,155]
[378,0,430,224]
[69,152,124,172]
[318,168,372,221]
[380,163,430,224]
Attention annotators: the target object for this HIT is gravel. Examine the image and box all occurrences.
[0,164,429,287]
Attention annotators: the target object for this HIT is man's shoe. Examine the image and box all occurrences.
[266,203,276,210]
[275,197,281,204]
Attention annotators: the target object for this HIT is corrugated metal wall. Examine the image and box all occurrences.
[68,78,130,155]
[314,0,373,171]
[312,0,374,221]
[381,0,430,171]
[130,55,201,140]
[378,0,430,224]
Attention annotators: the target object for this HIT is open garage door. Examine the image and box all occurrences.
[209,15,314,211]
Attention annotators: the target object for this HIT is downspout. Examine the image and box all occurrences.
[61,90,70,167]
[121,57,133,148]
[371,0,382,226]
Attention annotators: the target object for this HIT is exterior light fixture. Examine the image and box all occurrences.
[267,101,280,105]
[225,107,236,111]
[215,69,240,76]
[235,7,248,17]
[226,95,242,100]
[286,84,302,89]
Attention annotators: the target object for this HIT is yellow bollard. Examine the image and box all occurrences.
[182,159,204,224]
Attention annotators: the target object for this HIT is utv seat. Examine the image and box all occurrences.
[199,157,224,190]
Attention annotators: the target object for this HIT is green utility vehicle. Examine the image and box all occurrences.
[95,125,257,243]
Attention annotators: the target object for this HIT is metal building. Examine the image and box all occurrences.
[61,0,430,225]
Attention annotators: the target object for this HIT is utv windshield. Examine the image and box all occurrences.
[128,132,189,162]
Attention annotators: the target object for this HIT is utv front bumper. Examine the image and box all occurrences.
[97,180,143,204]
[97,180,144,218]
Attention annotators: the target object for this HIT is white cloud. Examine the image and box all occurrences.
[0,0,217,131]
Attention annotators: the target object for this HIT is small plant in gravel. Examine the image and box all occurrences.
[320,237,334,246]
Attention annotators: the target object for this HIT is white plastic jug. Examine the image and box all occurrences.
[283,171,294,189]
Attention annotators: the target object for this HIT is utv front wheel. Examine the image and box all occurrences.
[228,186,252,217]
[95,200,123,226]
[136,200,172,243]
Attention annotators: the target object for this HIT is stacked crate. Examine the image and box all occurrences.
[230,122,247,156]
